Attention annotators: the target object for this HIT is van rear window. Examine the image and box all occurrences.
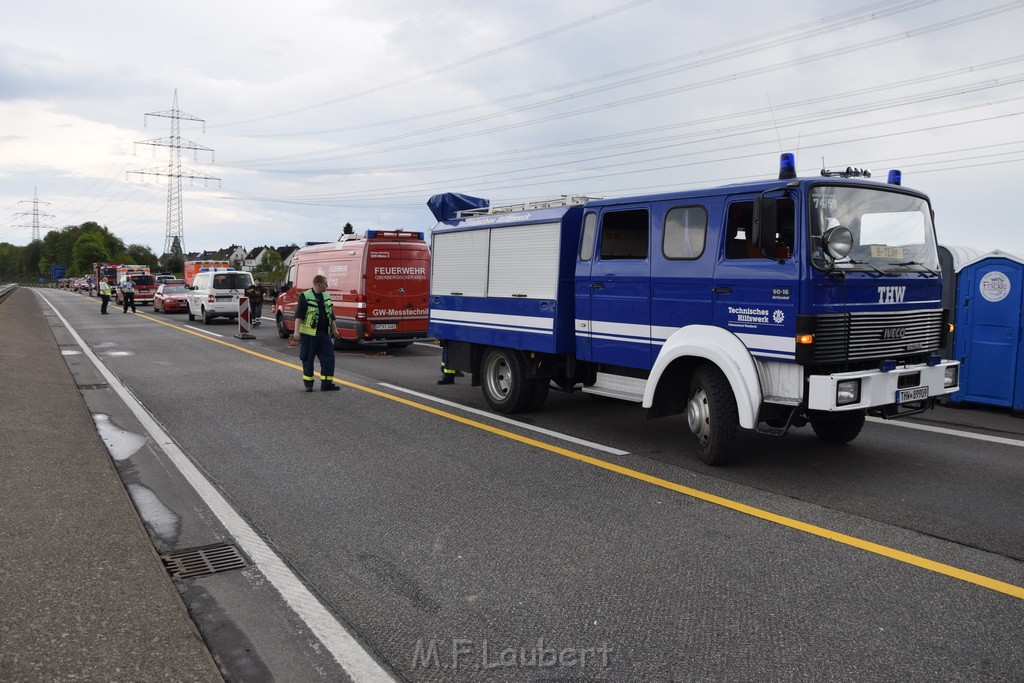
[132,275,156,286]
[212,273,252,289]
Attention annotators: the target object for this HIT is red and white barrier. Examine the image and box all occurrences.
[235,296,256,339]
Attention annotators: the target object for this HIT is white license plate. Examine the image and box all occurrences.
[374,323,397,331]
[897,386,929,403]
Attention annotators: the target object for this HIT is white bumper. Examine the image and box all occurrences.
[806,361,960,412]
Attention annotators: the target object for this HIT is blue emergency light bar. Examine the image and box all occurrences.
[887,170,902,185]
[779,153,797,180]
[198,267,235,272]
[365,229,425,240]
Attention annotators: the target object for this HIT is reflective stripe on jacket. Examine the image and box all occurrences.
[298,289,333,336]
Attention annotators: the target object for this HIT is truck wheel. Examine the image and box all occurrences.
[686,365,738,466]
[276,315,290,339]
[481,347,531,413]
[202,307,212,325]
[810,410,866,444]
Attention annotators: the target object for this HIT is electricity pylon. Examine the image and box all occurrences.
[15,187,55,242]
[128,90,218,256]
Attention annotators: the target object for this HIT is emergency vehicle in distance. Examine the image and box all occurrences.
[274,230,431,348]
[91,262,123,296]
[184,259,231,286]
[426,153,961,465]
[115,264,157,306]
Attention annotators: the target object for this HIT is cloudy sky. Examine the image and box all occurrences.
[2,0,1023,256]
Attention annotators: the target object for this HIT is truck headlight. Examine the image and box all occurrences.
[836,379,861,406]
[944,365,959,389]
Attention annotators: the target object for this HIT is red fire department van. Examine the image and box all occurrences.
[115,264,157,306]
[274,230,430,348]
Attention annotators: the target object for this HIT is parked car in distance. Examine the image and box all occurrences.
[153,281,190,313]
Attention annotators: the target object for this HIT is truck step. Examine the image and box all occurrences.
[582,373,646,403]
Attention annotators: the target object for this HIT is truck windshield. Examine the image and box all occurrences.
[809,185,939,274]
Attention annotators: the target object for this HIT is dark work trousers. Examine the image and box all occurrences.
[100,294,110,314]
[122,291,135,313]
[299,333,336,387]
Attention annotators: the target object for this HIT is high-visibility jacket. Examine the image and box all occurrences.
[99,281,111,296]
[121,279,134,293]
[298,289,333,336]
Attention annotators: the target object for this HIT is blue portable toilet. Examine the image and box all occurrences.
[951,250,1024,411]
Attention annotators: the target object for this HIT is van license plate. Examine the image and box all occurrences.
[897,386,929,403]
[374,323,397,331]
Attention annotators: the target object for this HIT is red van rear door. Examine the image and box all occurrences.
[364,242,430,337]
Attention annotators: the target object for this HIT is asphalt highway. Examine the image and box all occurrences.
[26,287,1024,681]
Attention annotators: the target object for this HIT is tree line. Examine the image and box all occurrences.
[0,222,159,282]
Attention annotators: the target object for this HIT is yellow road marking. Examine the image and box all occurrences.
[127,303,1024,601]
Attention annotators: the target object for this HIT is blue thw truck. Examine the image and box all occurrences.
[426,154,960,465]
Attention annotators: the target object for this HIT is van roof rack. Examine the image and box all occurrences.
[456,195,596,217]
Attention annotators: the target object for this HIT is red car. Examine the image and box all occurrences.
[153,281,190,313]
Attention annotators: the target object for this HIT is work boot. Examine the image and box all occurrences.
[321,383,340,392]
[304,383,314,393]
[437,374,455,385]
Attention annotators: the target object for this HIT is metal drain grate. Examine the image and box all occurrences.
[161,543,248,579]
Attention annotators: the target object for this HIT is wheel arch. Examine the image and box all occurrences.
[643,325,762,429]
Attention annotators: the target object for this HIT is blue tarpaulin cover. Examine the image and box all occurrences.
[427,193,489,222]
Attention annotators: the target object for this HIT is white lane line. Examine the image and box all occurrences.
[40,293,395,683]
[378,382,631,456]
[183,325,224,337]
[867,416,1024,448]
[413,342,439,349]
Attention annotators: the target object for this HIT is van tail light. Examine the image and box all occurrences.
[208,294,216,303]
[355,294,367,320]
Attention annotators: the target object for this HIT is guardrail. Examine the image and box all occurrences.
[0,284,17,304]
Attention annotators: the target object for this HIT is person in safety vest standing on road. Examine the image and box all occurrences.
[98,279,111,314]
[291,274,340,392]
[120,276,136,314]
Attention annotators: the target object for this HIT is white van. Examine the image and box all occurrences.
[187,268,254,324]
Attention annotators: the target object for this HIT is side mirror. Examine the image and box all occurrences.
[281,282,292,293]
[752,196,778,253]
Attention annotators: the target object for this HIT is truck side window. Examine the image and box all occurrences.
[725,199,795,260]
[725,201,759,260]
[599,209,649,260]
[663,206,707,259]
[580,212,597,261]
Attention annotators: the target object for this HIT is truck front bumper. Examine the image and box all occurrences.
[806,360,960,413]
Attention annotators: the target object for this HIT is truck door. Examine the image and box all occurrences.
[581,206,653,369]
[712,197,799,362]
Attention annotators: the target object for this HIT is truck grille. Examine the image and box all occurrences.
[812,309,944,363]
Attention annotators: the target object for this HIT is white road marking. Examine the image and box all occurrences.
[183,325,224,337]
[867,416,1024,448]
[40,293,395,683]
[378,383,631,456]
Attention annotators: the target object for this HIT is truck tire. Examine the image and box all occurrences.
[481,347,532,413]
[810,410,866,444]
[188,304,195,321]
[277,314,290,339]
[202,307,212,325]
[686,364,738,466]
